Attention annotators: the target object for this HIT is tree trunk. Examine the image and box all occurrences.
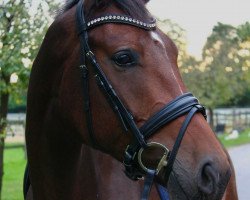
[0,90,10,199]
[208,107,214,131]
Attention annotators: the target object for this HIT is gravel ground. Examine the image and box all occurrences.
[228,144,250,200]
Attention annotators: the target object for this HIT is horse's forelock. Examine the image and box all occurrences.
[111,0,151,21]
[59,0,151,21]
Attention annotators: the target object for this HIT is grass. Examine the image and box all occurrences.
[2,145,26,200]
[4,143,25,149]
[218,128,250,148]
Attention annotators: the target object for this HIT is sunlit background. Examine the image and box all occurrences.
[0,0,250,199]
[148,0,250,58]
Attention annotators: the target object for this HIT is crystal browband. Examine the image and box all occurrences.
[86,14,156,30]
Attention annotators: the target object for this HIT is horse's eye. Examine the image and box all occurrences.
[112,50,138,67]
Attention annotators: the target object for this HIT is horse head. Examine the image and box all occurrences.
[25,0,237,199]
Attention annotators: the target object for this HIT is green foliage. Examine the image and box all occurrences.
[157,19,250,108]
[8,93,25,108]
[0,0,59,109]
[157,18,188,67]
[182,22,250,108]
[2,146,26,200]
[238,22,250,42]
[0,0,59,196]
[235,89,250,107]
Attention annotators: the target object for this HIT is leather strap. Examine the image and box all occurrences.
[77,1,97,147]
[164,106,201,182]
[75,1,207,199]
[86,14,156,30]
[79,65,97,146]
[23,164,30,199]
[140,93,206,137]
[76,0,147,148]
[123,93,206,180]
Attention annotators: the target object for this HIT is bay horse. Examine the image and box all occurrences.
[24,0,238,199]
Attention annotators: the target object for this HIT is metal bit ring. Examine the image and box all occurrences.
[137,142,169,175]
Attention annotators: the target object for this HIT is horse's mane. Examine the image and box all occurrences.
[60,0,151,21]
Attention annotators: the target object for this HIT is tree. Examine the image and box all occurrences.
[235,22,250,106]
[157,18,188,67]
[158,19,250,128]
[0,0,58,197]
[238,22,250,42]
[182,22,250,128]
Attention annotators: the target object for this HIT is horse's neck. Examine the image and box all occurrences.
[80,145,141,199]
[80,145,160,200]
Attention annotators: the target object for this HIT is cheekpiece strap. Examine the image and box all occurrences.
[86,14,156,30]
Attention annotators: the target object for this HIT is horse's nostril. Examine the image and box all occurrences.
[198,164,219,195]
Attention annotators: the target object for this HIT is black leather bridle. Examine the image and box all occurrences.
[76,1,207,199]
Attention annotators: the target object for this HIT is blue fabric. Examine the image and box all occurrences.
[141,171,170,200]
[156,183,170,200]
[141,170,156,200]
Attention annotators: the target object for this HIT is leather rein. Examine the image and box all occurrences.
[75,1,207,199]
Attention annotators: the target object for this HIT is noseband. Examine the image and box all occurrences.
[76,1,206,199]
